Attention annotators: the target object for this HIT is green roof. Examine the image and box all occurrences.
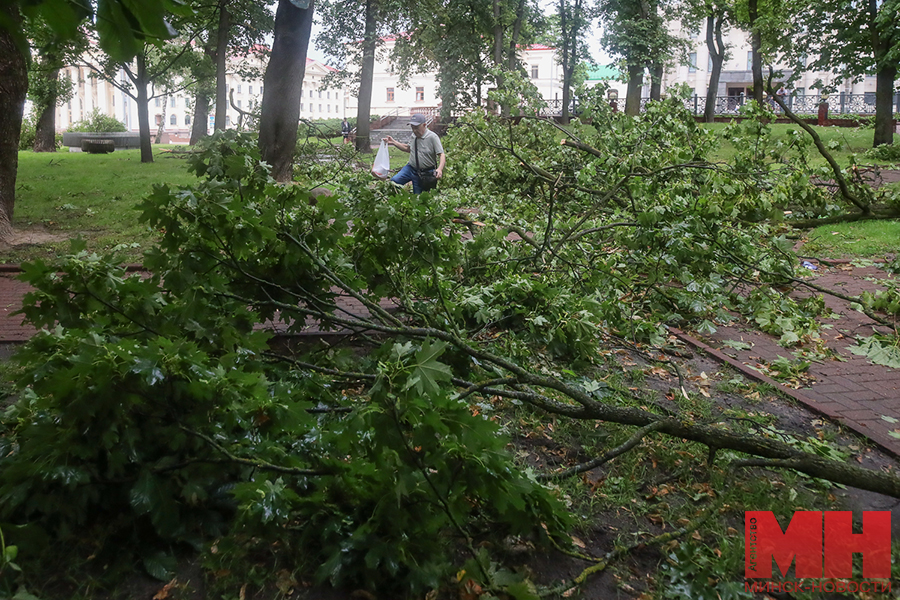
[585,64,620,80]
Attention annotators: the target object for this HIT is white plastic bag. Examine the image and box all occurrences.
[371,140,391,179]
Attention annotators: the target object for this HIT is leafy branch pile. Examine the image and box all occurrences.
[1,99,899,598]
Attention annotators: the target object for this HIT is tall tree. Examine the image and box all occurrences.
[84,35,200,162]
[316,0,402,152]
[777,0,899,146]
[390,0,540,119]
[0,0,180,241]
[0,6,28,239]
[258,0,315,182]
[599,0,683,115]
[555,0,593,123]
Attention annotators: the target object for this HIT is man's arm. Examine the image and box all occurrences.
[436,153,446,178]
[382,136,410,153]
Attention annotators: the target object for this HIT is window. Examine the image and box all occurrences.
[416,87,424,102]
[301,103,305,111]
[327,91,330,99]
[260,85,263,95]
[327,104,331,112]
[795,87,805,96]
[386,87,394,102]
[155,115,162,125]
[237,84,242,94]
[747,51,753,70]
[318,90,322,98]
[531,65,539,79]
[226,115,231,125]
[310,90,314,98]
[170,96,176,107]
[155,98,161,107]
[170,114,177,125]
[318,104,322,112]
[708,55,713,71]
[249,85,253,95]
[688,52,697,72]
[185,114,191,125]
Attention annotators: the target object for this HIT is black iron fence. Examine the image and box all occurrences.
[541,92,900,117]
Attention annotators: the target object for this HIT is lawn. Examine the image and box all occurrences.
[802,219,900,260]
[701,121,896,168]
[7,148,196,264]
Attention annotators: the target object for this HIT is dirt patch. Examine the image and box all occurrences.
[0,226,69,250]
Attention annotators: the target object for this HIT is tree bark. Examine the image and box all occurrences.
[214,0,231,132]
[704,13,725,123]
[560,0,571,124]
[134,54,154,163]
[155,95,168,143]
[0,6,28,239]
[649,63,663,101]
[355,0,377,153]
[748,0,763,104]
[625,63,643,116]
[190,92,210,144]
[32,67,61,152]
[259,0,315,182]
[873,66,896,147]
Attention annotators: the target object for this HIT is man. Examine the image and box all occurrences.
[341,118,352,144]
[382,114,445,194]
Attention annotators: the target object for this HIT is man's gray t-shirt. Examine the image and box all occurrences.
[409,129,444,171]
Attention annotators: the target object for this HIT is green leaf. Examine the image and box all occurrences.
[142,550,176,581]
[722,339,753,351]
[848,336,900,368]
[404,340,452,397]
[881,415,899,424]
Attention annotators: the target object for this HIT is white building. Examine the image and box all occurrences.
[53,52,347,141]
[660,23,891,114]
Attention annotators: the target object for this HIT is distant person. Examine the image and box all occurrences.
[382,114,445,194]
[341,118,352,144]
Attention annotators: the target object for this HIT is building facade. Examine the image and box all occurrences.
[51,53,347,141]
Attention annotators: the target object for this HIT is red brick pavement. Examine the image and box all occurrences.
[673,263,900,457]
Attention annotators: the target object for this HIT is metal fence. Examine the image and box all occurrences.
[541,92,900,117]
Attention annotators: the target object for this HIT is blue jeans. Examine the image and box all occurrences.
[390,164,434,194]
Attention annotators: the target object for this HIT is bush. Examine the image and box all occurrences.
[67,108,127,133]
[865,142,900,162]
[18,113,36,150]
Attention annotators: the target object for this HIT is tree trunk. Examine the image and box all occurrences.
[748,0,763,104]
[191,92,210,144]
[355,0,377,153]
[704,13,725,123]
[259,0,315,182]
[155,95,168,143]
[560,0,570,124]
[215,0,231,132]
[135,54,154,163]
[872,65,896,147]
[625,63,643,116]
[649,63,663,101]
[32,67,61,152]
[0,7,28,239]
[493,0,507,115]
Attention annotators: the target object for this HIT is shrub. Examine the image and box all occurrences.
[18,113,36,150]
[67,108,127,132]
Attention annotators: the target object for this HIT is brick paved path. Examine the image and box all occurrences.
[674,263,900,456]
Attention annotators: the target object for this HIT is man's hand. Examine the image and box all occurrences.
[382,136,396,146]
[435,168,443,179]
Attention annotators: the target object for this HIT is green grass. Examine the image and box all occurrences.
[802,219,900,260]
[8,147,196,264]
[701,122,892,168]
